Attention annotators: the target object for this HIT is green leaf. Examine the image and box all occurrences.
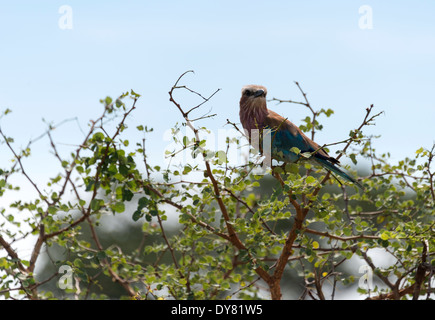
[273,166,284,174]
[93,132,105,142]
[112,202,125,213]
[0,257,8,268]
[183,165,192,175]
[380,232,389,241]
[324,108,334,117]
[306,176,317,185]
[47,206,58,215]
[90,199,103,211]
[104,96,112,106]
[290,147,301,155]
[119,164,129,176]
[138,197,149,209]
[115,98,124,108]
[73,258,84,268]
[97,250,107,260]
[349,153,358,165]
[122,188,134,202]
[130,89,141,98]
[285,163,299,174]
[21,260,30,267]
[132,210,142,221]
[322,193,330,200]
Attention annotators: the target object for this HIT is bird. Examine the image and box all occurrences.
[239,84,363,189]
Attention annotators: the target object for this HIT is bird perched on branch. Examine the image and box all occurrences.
[239,85,363,189]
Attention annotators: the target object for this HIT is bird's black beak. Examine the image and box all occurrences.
[254,89,265,97]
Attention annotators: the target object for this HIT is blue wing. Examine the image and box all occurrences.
[263,110,363,189]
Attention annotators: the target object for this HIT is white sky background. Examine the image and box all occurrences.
[0,0,434,300]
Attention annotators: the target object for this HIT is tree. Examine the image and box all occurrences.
[0,71,433,300]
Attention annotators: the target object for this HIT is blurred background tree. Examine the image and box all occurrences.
[0,72,433,300]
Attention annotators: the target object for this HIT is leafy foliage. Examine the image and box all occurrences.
[0,74,433,300]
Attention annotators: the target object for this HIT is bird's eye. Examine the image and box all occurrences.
[244,90,252,96]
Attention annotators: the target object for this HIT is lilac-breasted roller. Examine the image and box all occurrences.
[239,85,363,189]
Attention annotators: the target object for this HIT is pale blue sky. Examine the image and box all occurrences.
[1,1,435,174]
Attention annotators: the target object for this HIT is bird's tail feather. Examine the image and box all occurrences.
[314,158,364,190]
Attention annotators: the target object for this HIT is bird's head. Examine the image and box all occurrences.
[239,85,268,111]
